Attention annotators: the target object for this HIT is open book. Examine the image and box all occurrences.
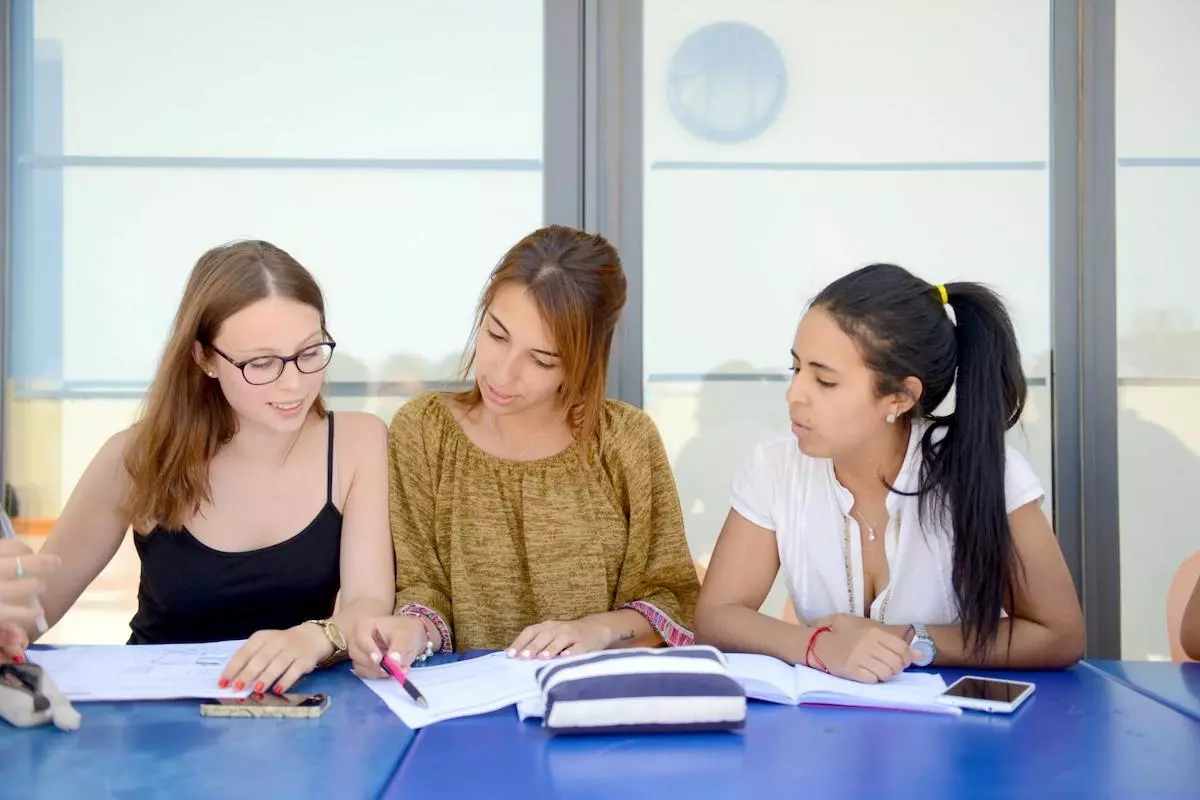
[725,653,960,716]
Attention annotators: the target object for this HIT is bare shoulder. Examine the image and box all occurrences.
[332,410,388,454]
[330,413,387,501]
[62,425,135,511]
[95,426,137,476]
[334,410,388,437]
[103,425,137,454]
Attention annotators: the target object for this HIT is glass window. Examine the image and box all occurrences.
[1115,0,1200,659]
[5,0,544,642]
[643,1,1054,617]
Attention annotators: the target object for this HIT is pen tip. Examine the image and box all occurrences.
[417,697,428,709]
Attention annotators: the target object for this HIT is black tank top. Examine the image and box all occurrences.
[128,413,342,645]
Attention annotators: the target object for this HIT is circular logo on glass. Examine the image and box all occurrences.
[666,22,788,144]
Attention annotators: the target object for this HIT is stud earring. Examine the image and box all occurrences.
[885,412,897,424]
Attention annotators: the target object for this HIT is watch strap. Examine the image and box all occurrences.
[308,619,348,668]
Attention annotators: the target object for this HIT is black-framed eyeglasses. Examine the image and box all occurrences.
[210,341,336,386]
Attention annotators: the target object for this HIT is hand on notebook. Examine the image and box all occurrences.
[506,618,609,660]
[809,613,918,684]
[218,625,331,695]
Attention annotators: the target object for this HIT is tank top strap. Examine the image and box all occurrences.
[325,411,335,506]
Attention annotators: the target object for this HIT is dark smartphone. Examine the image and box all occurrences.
[199,693,330,719]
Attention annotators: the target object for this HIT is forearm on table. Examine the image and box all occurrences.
[584,608,657,648]
[695,603,815,665]
[915,618,1083,669]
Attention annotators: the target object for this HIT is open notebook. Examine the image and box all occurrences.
[725,653,960,716]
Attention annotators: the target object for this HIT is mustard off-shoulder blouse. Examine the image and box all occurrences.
[388,392,699,653]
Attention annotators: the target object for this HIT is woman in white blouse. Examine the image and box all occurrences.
[694,264,1085,683]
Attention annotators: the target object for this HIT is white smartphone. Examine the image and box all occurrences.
[935,676,1035,714]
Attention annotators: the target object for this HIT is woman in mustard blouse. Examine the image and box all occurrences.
[361,225,699,669]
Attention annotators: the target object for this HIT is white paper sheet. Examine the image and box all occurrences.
[361,652,544,728]
[30,641,250,702]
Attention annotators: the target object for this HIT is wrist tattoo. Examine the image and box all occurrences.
[618,629,636,642]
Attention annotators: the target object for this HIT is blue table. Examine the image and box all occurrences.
[383,665,1200,799]
[1085,659,1200,723]
[0,661,418,800]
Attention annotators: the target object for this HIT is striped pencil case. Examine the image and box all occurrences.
[528,645,746,735]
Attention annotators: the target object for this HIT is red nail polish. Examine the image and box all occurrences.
[253,681,264,694]
[234,681,245,691]
[12,654,24,664]
[218,678,229,688]
[274,685,284,695]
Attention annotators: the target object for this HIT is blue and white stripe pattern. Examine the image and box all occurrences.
[535,646,746,735]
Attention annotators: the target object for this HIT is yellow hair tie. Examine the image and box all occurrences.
[935,284,948,305]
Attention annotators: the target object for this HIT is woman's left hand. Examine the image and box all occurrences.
[506,618,612,661]
[219,624,332,695]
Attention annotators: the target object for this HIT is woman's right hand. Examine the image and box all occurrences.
[1,539,60,661]
[349,615,432,678]
[0,539,59,627]
[810,613,916,683]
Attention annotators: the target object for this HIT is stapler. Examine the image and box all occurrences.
[0,661,81,731]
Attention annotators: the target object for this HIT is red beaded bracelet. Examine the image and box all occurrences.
[805,625,832,673]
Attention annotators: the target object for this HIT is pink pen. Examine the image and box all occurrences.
[374,631,427,708]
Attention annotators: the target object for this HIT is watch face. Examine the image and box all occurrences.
[913,639,935,667]
[325,622,348,651]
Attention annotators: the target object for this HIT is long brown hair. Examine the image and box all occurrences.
[123,240,328,532]
[454,224,626,443]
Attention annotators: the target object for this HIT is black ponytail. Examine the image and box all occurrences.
[812,264,1027,657]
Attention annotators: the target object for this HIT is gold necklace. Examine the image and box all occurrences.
[841,514,899,622]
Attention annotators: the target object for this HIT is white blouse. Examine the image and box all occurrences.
[730,422,1044,626]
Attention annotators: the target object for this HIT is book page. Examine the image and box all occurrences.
[792,665,958,714]
[724,653,800,704]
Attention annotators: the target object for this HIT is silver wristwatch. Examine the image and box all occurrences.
[909,623,936,667]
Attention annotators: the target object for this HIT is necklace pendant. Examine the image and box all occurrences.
[867,529,876,542]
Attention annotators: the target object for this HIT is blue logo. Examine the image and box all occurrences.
[666,22,788,144]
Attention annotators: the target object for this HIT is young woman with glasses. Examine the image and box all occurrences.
[16,241,395,695]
